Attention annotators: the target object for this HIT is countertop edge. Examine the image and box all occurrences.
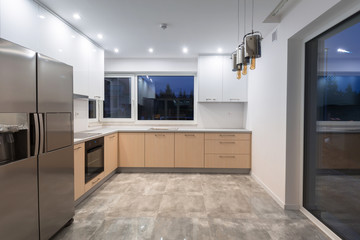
[74,128,252,145]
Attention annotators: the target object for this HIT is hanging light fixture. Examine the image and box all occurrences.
[244,0,262,70]
[232,0,249,79]
[232,0,242,79]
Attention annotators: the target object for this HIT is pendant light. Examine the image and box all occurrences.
[232,0,242,79]
[244,0,262,70]
[233,0,249,79]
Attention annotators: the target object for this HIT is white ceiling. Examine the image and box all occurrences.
[38,0,282,58]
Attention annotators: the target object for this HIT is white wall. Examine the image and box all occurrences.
[105,58,198,73]
[247,0,342,208]
[104,58,246,129]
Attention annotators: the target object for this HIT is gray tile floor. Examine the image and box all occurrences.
[53,173,330,240]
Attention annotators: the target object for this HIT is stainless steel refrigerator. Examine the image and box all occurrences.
[0,38,74,240]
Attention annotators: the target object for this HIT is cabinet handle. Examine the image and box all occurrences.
[206,98,212,101]
[230,98,240,101]
[155,134,165,137]
[185,134,195,137]
[94,96,101,99]
[220,141,236,144]
[213,99,216,101]
[220,134,235,137]
[109,135,115,139]
[92,177,101,185]
[74,146,83,151]
[219,156,236,158]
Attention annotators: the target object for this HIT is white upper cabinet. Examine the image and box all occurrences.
[198,55,248,102]
[0,0,104,98]
[222,56,248,102]
[88,44,104,100]
[0,0,39,51]
[198,56,223,102]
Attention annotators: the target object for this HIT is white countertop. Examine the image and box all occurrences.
[74,127,251,144]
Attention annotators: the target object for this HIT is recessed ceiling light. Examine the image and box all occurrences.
[182,47,188,53]
[58,49,63,52]
[148,48,154,53]
[73,13,81,20]
[97,34,103,39]
[71,35,76,39]
[38,15,45,19]
[217,48,223,53]
[337,48,351,54]
[114,48,119,53]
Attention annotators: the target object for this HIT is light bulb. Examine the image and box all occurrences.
[237,70,241,80]
[250,57,256,70]
[242,64,248,75]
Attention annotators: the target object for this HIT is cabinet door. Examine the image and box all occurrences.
[222,56,248,102]
[145,133,175,168]
[175,133,204,168]
[119,133,145,167]
[198,56,223,102]
[72,35,90,96]
[74,143,85,200]
[88,45,104,100]
[105,133,118,175]
[0,0,39,52]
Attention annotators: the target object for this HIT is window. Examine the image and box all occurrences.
[304,12,360,240]
[88,99,96,119]
[103,77,132,119]
[137,75,194,120]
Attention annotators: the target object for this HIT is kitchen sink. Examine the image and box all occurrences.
[148,127,179,131]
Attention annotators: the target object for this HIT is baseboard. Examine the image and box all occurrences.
[250,172,286,209]
[284,203,300,210]
[300,207,342,240]
[117,167,251,174]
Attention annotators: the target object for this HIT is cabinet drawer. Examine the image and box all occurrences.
[205,154,250,168]
[84,172,105,192]
[205,133,250,140]
[205,140,250,154]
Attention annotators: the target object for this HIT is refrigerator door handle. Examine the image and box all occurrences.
[33,113,39,156]
[39,113,45,154]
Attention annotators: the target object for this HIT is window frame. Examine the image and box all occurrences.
[134,73,197,125]
[100,72,197,125]
[88,98,99,123]
[100,74,135,123]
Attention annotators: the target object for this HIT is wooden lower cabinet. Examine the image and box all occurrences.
[119,133,145,167]
[204,133,251,169]
[104,133,118,175]
[74,143,85,201]
[145,133,174,167]
[175,133,204,168]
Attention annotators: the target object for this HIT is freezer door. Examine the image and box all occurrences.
[38,146,74,240]
[0,157,38,240]
[0,38,36,113]
[37,54,73,113]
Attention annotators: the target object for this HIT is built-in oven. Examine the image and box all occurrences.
[85,137,104,183]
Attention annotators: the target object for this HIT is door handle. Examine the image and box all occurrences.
[39,113,45,154]
[32,113,39,156]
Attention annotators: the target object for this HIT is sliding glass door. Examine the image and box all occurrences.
[304,12,360,240]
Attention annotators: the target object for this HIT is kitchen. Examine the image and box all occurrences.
[0,0,360,239]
